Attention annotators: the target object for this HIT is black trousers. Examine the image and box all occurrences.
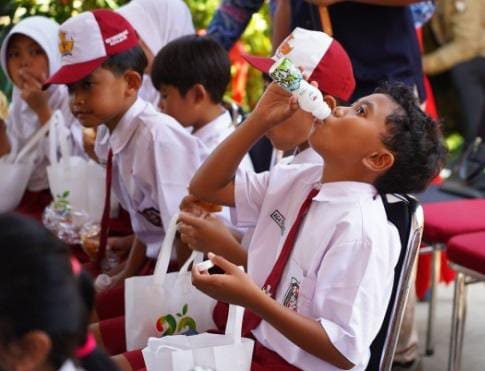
[450,57,485,147]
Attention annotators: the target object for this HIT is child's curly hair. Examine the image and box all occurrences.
[374,82,448,194]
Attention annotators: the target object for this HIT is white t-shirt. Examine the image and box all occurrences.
[233,163,400,370]
[95,98,208,258]
[193,110,254,171]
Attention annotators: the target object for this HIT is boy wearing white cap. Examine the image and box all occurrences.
[45,9,207,298]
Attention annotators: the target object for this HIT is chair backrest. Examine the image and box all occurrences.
[365,194,424,371]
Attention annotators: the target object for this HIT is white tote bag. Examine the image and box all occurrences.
[125,213,217,351]
[0,120,50,213]
[46,111,112,222]
[142,301,255,371]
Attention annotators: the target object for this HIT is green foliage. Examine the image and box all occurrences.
[0,0,271,108]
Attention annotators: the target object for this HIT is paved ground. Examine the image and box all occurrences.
[415,282,485,371]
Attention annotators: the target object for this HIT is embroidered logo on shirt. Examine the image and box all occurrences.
[283,277,300,311]
[270,209,286,235]
[139,207,161,227]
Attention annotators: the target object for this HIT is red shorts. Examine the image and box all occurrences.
[15,189,52,221]
[95,258,156,320]
[99,315,126,355]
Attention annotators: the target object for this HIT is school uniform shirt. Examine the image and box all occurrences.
[233,163,401,370]
[0,16,85,191]
[193,109,254,171]
[278,147,323,166]
[239,147,322,250]
[95,97,208,258]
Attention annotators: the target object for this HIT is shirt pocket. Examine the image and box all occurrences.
[298,275,316,316]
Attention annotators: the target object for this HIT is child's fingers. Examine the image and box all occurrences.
[180,194,200,211]
[208,253,239,275]
[178,211,205,229]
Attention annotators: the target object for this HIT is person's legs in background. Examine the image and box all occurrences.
[450,57,485,148]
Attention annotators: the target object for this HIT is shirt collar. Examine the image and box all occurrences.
[291,148,323,165]
[109,97,148,155]
[313,181,378,203]
[194,110,231,142]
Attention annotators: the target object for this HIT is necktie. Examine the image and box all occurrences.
[97,148,113,269]
[214,187,319,336]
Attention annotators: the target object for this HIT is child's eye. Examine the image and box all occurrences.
[355,105,366,116]
[32,48,45,56]
[6,51,19,59]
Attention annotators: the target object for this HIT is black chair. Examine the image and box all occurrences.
[366,194,424,371]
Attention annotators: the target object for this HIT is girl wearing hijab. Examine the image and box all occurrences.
[117,0,195,106]
[0,16,84,219]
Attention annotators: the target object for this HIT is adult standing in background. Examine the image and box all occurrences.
[208,0,426,103]
[423,0,485,149]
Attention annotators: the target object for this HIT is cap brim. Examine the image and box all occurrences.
[242,54,275,73]
[42,56,108,89]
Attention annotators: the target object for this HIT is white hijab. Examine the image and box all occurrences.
[118,0,195,106]
[0,16,83,191]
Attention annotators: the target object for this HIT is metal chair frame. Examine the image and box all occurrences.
[447,262,485,371]
[366,194,424,371]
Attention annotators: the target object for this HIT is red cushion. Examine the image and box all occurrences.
[423,199,485,243]
[448,232,485,275]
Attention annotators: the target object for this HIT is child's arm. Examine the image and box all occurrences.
[178,211,247,267]
[104,237,147,289]
[19,69,52,125]
[192,253,354,370]
[0,119,10,157]
[189,83,298,207]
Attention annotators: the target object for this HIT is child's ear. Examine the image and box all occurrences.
[14,331,51,371]
[362,149,394,174]
[124,71,142,96]
[191,83,208,104]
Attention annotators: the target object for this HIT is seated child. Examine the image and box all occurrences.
[0,213,117,371]
[187,81,447,370]
[151,33,253,170]
[178,28,355,264]
[44,8,207,328]
[0,16,85,219]
[118,0,195,106]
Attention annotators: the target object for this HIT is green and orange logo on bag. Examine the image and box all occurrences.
[156,304,197,336]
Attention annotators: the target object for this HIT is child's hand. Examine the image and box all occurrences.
[192,253,261,308]
[251,82,299,130]
[107,235,134,261]
[178,212,238,255]
[180,194,221,217]
[18,69,51,124]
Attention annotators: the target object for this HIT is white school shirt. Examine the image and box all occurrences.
[233,164,401,370]
[193,110,254,171]
[238,147,322,250]
[95,98,208,258]
[280,147,323,166]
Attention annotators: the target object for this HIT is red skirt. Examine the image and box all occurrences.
[14,189,52,222]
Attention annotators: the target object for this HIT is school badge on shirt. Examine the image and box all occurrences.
[270,209,286,235]
[283,277,300,311]
[139,207,162,227]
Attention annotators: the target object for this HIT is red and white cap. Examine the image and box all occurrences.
[244,28,355,101]
[44,9,138,87]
